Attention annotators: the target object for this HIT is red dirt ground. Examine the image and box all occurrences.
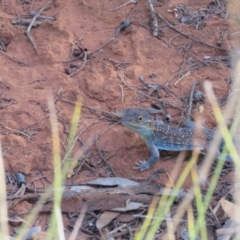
[1,0,239,236]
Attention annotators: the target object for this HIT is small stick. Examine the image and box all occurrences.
[174,71,191,86]
[2,125,33,140]
[28,77,47,84]
[7,193,41,201]
[146,0,159,36]
[119,84,124,102]
[184,47,208,66]
[0,50,29,65]
[0,102,14,109]
[90,37,115,55]
[54,87,63,103]
[0,76,10,89]
[63,35,83,63]
[26,0,52,51]
[118,72,179,104]
[110,0,137,11]
[157,13,231,53]
[99,122,119,137]
[186,81,197,120]
[30,0,36,11]
[61,99,118,116]
[177,43,191,80]
[20,115,50,130]
[168,34,181,45]
[68,204,87,240]
[70,52,88,77]
[95,135,117,177]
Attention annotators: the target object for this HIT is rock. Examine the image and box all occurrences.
[83,61,119,102]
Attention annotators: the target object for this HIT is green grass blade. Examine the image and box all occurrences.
[47,94,65,240]
[0,140,9,240]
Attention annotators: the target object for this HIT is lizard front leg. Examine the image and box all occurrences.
[133,138,160,171]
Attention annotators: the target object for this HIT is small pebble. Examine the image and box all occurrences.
[149,73,157,78]
[193,90,205,102]
[16,173,25,187]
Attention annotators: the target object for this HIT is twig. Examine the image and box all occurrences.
[144,168,166,185]
[208,205,221,228]
[177,43,191,80]
[168,34,181,45]
[115,20,132,38]
[0,76,10,89]
[99,122,119,138]
[26,0,52,51]
[1,125,35,140]
[95,137,117,177]
[110,0,137,11]
[28,77,47,84]
[70,51,88,77]
[20,115,50,130]
[109,224,127,235]
[90,37,115,55]
[0,98,16,109]
[118,72,179,104]
[104,58,131,70]
[76,121,99,146]
[60,99,119,117]
[7,193,41,200]
[54,87,63,103]
[69,204,87,240]
[65,37,115,77]
[230,30,240,36]
[146,0,159,36]
[119,84,124,102]
[174,71,191,86]
[0,50,29,65]
[184,47,208,66]
[139,75,175,97]
[29,100,49,112]
[30,0,36,11]
[63,36,83,63]
[157,13,231,53]
[72,152,92,181]
[186,81,197,120]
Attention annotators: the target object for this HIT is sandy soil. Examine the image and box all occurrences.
[1,0,238,236]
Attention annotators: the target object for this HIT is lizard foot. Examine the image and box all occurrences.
[133,161,150,171]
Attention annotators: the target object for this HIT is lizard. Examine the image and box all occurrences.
[121,108,233,171]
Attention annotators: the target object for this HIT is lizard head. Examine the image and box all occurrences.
[121,108,153,137]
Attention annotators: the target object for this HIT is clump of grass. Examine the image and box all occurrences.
[0,93,83,240]
[0,141,10,239]
[134,60,240,239]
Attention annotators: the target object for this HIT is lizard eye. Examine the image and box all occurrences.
[138,116,143,121]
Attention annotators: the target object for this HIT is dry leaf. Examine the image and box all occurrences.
[220,199,240,223]
[96,211,120,230]
[117,213,135,222]
[112,202,146,212]
[86,177,139,187]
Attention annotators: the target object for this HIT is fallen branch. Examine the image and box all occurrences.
[0,50,29,65]
[146,0,159,36]
[26,0,52,51]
